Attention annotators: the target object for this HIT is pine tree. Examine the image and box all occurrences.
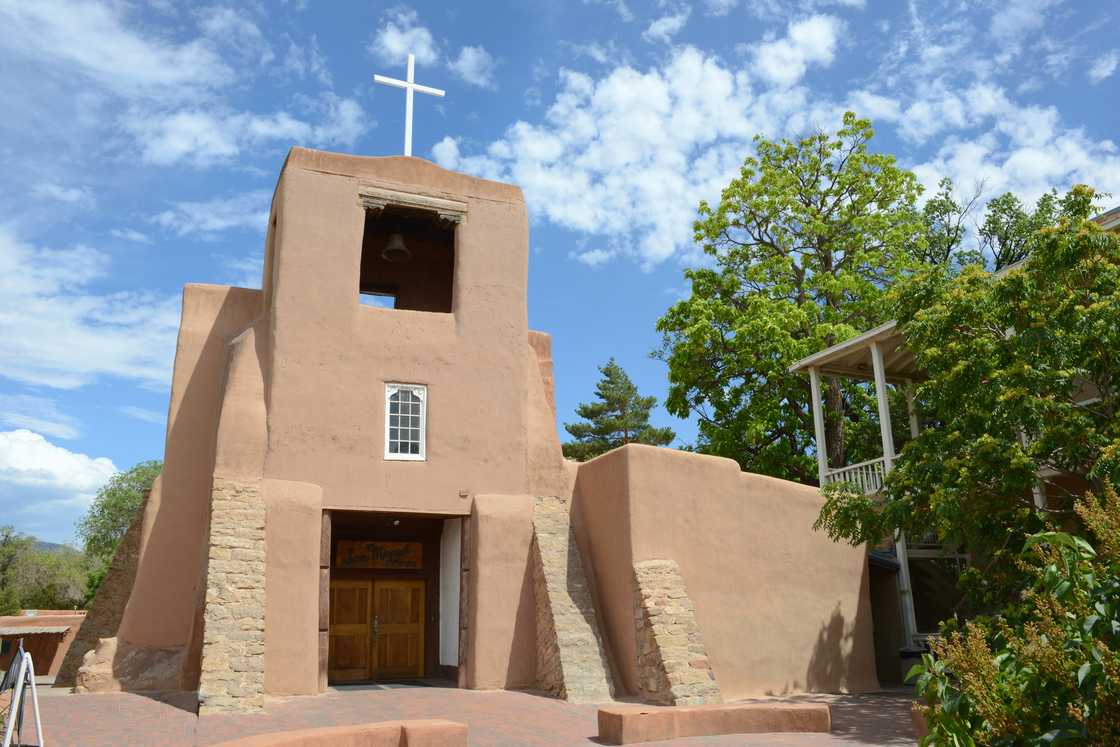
[562,359,676,461]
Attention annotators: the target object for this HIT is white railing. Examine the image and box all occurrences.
[823,456,888,495]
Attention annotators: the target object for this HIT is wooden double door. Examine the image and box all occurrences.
[328,579,425,682]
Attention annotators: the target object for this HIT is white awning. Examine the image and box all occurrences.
[789,320,921,382]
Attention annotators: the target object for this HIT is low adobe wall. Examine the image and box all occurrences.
[573,445,879,700]
[597,702,831,744]
[209,719,466,747]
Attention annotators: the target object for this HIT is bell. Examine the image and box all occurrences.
[381,232,411,262]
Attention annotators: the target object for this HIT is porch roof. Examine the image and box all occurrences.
[788,320,922,383]
[0,625,70,636]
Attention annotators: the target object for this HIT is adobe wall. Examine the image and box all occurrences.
[259,150,533,516]
[462,494,537,690]
[574,445,879,700]
[80,151,570,700]
[263,479,322,696]
[98,285,263,681]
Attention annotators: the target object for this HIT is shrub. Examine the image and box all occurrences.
[910,485,1120,745]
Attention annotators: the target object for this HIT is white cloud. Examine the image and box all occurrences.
[153,190,271,236]
[450,46,497,88]
[222,252,265,288]
[705,0,738,15]
[125,109,239,166]
[110,228,151,243]
[282,35,331,86]
[847,89,902,123]
[0,429,118,543]
[124,94,366,167]
[560,40,634,67]
[912,126,1120,211]
[369,6,439,67]
[0,396,81,440]
[0,1,362,176]
[572,248,613,267]
[583,0,634,21]
[196,5,273,66]
[750,14,841,86]
[0,429,115,494]
[433,47,785,268]
[0,1,232,99]
[32,182,94,206]
[435,10,1120,273]
[119,406,166,425]
[643,7,692,44]
[990,0,1058,43]
[0,226,180,389]
[1089,50,1119,84]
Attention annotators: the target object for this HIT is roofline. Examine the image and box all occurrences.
[1095,207,1120,231]
[788,320,899,374]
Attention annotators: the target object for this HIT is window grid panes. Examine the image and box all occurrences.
[385,385,426,460]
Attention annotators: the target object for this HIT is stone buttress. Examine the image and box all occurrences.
[633,559,721,705]
[530,495,615,703]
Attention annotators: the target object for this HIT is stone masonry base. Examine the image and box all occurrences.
[198,477,267,714]
[531,495,615,703]
[633,559,721,706]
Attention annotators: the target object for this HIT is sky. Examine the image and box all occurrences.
[0,0,1117,544]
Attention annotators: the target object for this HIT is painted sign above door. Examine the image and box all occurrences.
[336,540,423,570]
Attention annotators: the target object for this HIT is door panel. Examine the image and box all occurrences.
[373,579,425,679]
[328,580,372,683]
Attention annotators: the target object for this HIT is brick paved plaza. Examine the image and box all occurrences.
[33,685,917,746]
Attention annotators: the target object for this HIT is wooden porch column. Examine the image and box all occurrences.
[871,342,919,646]
[808,366,829,487]
[870,342,896,469]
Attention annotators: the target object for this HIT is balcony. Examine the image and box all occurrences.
[822,456,888,495]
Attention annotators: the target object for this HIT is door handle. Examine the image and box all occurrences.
[372,615,380,639]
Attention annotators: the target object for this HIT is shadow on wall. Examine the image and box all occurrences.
[505,542,537,688]
[806,604,851,692]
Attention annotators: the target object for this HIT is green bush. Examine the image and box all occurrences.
[910,486,1120,745]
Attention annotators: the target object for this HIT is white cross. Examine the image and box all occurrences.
[374,53,445,157]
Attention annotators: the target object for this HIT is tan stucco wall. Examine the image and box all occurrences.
[574,445,879,700]
[260,151,533,516]
[96,152,566,698]
[117,284,263,652]
[263,479,322,695]
[463,494,536,690]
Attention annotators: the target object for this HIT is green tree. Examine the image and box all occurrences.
[77,459,161,561]
[980,189,1060,270]
[816,186,1120,602]
[562,359,676,461]
[918,177,982,267]
[0,527,33,614]
[10,546,89,610]
[656,112,926,482]
[0,528,91,611]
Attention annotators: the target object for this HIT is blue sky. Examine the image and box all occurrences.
[0,0,1117,544]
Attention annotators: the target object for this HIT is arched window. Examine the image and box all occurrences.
[385,384,426,460]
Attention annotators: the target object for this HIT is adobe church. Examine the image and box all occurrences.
[58,147,878,713]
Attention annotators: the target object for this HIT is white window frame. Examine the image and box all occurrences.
[385,383,427,461]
